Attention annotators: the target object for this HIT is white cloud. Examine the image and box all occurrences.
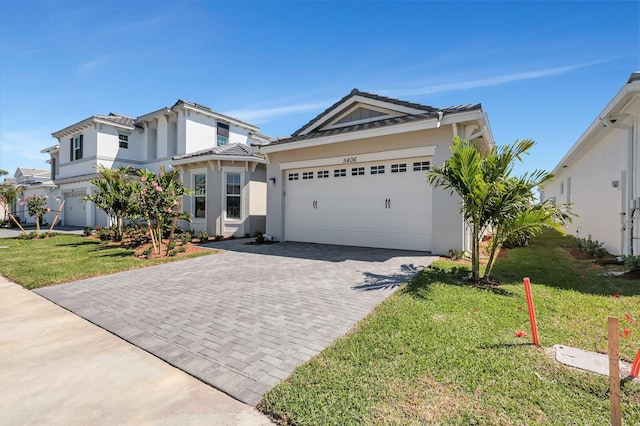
[224,101,330,123]
[0,129,52,173]
[381,60,612,97]
[77,55,113,76]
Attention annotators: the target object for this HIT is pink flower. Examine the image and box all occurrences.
[173,199,178,205]
[141,176,147,182]
[167,207,172,213]
[156,186,163,192]
[151,181,157,186]
[45,195,49,199]
[19,201,24,206]
[46,207,51,212]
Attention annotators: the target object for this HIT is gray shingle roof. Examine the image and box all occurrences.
[291,89,438,138]
[270,100,481,146]
[95,113,135,126]
[172,143,263,161]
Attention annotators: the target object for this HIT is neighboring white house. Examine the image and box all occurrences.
[258,89,494,254]
[4,168,60,225]
[42,100,270,236]
[540,72,640,256]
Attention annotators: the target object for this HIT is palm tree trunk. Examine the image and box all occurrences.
[471,223,479,282]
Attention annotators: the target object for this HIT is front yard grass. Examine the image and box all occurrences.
[0,234,213,289]
[259,230,640,425]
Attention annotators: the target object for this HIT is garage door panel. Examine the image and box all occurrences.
[64,192,86,227]
[284,158,433,251]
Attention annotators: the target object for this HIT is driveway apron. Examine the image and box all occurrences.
[36,241,435,405]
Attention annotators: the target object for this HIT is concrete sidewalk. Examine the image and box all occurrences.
[0,277,272,426]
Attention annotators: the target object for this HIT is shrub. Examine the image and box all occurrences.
[142,247,152,257]
[448,249,464,260]
[197,231,209,241]
[255,232,265,244]
[177,246,186,253]
[214,234,223,241]
[97,227,112,242]
[623,255,640,271]
[576,235,607,258]
[83,226,94,237]
[168,249,177,257]
[180,232,191,245]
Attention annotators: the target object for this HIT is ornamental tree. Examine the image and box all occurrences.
[136,166,192,256]
[21,194,51,235]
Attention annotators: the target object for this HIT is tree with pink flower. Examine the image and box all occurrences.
[136,167,191,256]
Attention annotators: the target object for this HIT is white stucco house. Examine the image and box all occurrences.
[540,72,640,256]
[258,89,494,254]
[42,100,270,236]
[1,168,60,225]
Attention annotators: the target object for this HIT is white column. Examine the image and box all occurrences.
[157,115,168,159]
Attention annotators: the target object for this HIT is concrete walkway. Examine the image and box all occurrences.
[37,241,435,405]
[0,277,272,425]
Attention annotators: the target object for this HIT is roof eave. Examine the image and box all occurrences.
[171,154,267,167]
[259,109,484,154]
[550,80,640,176]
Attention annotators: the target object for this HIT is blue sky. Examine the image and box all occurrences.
[0,1,638,177]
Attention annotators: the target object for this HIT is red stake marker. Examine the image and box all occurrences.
[523,277,540,346]
[631,348,640,378]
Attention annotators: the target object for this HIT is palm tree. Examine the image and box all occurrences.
[85,165,138,240]
[427,137,572,282]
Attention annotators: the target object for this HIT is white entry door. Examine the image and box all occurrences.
[64,192,86,227]
[284,158,432,251]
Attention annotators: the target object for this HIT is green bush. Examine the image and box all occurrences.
[180,232,191,245]
[448,249,464,260]
[196,231,209,241]
[623,255,640,271]
[83,226,94,237]
[576,234,607,258]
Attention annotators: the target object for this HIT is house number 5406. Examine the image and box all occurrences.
[343,157,357,164]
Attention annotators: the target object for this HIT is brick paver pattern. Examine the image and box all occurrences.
[36,241,435,405]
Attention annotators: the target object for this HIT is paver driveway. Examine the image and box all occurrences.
[36,241,436,405]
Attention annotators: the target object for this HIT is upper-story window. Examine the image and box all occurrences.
[217,123,229,146]
[70,135,83,161]
[119,134,129,149]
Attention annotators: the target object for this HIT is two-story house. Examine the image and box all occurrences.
[42,100,270,237]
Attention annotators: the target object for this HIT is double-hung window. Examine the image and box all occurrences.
[194,173,206,218]
[70,135,83,161]
[118,134,129,148]
[226,173,241,219]
[217,123,229,146]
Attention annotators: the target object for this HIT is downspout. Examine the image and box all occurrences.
[602,117,634,255]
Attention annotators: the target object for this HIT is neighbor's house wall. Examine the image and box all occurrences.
[542,126,629,256]
[264,125,465,255]
[18,185,60,225]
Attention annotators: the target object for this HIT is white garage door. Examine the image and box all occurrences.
[64,192,86,227]
[284,158,432,251]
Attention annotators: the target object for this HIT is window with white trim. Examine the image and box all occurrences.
[413,161,430,171]
[194,173,206,218]
[226,173,241,219]
[217,123,229,146]
[70,135,83,161]
[334,169,346,177]
[317,170,329,179]
[391,163,407,173]
[118,134,129,149]
[371,165,385,175]
[302,171,314,180]
[288,173,299,181]
[351,167,365,176]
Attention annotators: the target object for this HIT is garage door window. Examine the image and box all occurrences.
[351,167,365,176]
[288,173,299,181]
[391,163,407,173]
[371,165,385,175]
[194,173,206,218]
[334,169,346,177]
[413,161,430,171]
[317,170,329,179]
[302,172,314,180]
[226,173,241,219]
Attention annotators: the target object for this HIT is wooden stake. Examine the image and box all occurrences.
[47,200,65,235]
[0,201,27,235]
[608,316,622,426]
[523,277,540,345]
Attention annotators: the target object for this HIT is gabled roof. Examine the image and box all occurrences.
[550,72,640,176]
[15,168,50,178]
[171,143,266,165]
[268,88,482,146]
[290,89,438,137]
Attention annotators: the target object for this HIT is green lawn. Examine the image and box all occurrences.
[259,230,640,425]
[0,234,213,289]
